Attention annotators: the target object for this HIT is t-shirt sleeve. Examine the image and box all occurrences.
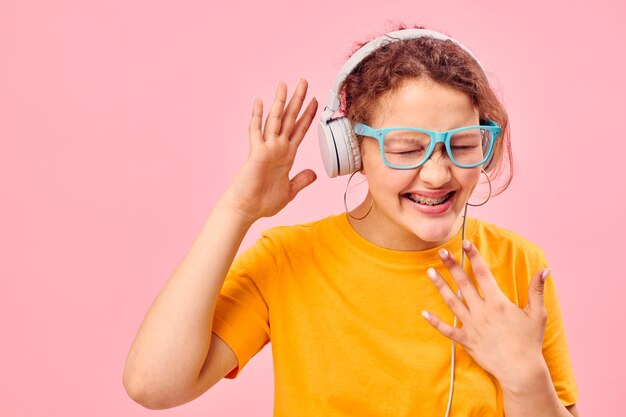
[211,231,280,379]
[521,247,579,407]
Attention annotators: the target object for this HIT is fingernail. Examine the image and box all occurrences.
[541,268,551,282]
[427,267,437,281]
[421,310,431,320]
[462,240,471,250]
[438,248,449,259]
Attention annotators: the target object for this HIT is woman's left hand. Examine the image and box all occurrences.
[422,239,551,389]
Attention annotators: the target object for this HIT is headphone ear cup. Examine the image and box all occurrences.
[318,119,340,178]
[318,116,362,177]
[336,117,362,174]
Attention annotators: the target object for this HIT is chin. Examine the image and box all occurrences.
[406,212,462,243]
[411,224,455,243]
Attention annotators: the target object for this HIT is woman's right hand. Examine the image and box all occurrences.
[224,78,318,223]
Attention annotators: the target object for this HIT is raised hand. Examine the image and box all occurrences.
[422,240,551,390]
[225,79,318,223]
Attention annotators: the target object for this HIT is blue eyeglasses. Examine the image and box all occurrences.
[353,119,501,169]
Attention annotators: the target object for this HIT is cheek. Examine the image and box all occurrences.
[359,140,378,175]
[361,143,387,185]
[456,168,482,191]
[362,160,416,197]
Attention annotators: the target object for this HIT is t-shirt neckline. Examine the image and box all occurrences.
[332,212,478,266]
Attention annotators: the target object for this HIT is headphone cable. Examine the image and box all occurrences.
[444,202,470,417]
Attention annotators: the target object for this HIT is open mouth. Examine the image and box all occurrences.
[404,191,455,206]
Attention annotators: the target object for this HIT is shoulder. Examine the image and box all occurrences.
[470,217,548,266]
[471,217,545,253]
[235,215,343,268]
[259,213,342,244]
[469,219,552,305]
[244,214,343,260]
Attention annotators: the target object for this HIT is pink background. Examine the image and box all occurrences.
[1,0,623,415]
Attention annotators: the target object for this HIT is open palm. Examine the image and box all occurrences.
[226,79,318,222]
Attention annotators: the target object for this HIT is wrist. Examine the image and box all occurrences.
[215,191,260,228]
[498,355,551,396]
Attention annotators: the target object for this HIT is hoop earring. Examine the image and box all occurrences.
[344,171,374,220]
[467,168,492,207]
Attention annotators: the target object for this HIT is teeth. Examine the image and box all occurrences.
[407,192,452,206]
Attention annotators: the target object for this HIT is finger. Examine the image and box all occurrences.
[290,97,318,148]
[264,81,287,138]
[280,78,308,137]
[527,268,550,316]
[289,169,317,200]
[421,310,464,344]
[459,241,503,300]
[249,97,264,145]
[426,267,471,322]
[437,248,483,308]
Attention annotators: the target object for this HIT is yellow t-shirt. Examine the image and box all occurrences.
[212,213,578,416]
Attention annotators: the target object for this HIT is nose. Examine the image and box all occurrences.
[418,146,452,186]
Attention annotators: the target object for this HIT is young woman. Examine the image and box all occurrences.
[123,26,580,417]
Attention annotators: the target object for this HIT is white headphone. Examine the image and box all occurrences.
[317,28,487,178]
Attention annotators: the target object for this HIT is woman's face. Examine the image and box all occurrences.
[357,77,482,250]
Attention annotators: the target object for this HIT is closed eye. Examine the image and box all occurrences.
[451,145,478,150]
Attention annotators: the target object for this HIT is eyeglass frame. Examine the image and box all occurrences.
[353,118,502,169]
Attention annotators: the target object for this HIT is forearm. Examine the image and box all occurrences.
[500,359,573,417]
[123,194,255,397]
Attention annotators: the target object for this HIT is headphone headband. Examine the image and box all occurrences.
[320,28,486,122]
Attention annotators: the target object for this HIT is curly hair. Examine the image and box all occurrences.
[341,24,513,196]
